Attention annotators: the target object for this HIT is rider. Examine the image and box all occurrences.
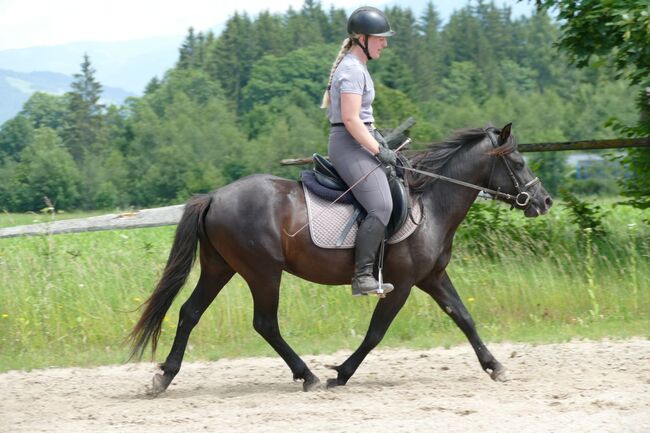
[320,6,398,297]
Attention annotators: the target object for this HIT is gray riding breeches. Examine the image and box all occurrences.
[328,126,393,226]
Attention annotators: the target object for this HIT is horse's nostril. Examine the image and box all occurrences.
[545,196,553,208]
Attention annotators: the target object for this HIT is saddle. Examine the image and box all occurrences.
[301,153,411,239]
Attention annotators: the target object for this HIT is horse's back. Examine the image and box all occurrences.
[202,174,307,267]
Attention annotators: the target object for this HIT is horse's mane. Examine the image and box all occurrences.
[406,126,516,193]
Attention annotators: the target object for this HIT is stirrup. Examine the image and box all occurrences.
[352,282,394,298]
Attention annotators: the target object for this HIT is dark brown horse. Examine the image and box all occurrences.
[129,124,552,394]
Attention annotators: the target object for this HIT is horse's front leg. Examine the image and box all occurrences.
[417,270,507,381]
[327,286,412,387]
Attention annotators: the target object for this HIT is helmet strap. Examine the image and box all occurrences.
[354,36,373,61]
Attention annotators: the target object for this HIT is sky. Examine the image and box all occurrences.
[0,0,536,51]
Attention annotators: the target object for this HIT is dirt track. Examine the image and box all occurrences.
[2,339,649,433]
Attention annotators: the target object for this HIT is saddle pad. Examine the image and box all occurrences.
[303,184,422,249]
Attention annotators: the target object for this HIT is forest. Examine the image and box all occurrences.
[0,0,644,212]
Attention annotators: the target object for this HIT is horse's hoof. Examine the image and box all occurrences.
[490,365,509,382]
[326,378,344,389]
[303,375,322,392]
[150,373,169,397]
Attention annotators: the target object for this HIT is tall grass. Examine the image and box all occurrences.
[0,200,648,372]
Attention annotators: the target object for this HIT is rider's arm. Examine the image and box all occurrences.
[341,92,382,156]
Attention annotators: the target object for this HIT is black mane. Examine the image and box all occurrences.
[405,126,518,193]
[407,127,490,193]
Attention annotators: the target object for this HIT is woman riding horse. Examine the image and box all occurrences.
[321,6,399,297]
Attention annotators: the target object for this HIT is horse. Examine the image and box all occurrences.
[129,123,553,394]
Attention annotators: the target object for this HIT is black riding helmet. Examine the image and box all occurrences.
[347,6,395,60]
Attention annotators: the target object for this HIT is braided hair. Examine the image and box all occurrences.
[320,37,354,109]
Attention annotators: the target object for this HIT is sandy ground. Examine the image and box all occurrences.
[1,339,649,433]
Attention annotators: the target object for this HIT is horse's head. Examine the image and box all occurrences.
[481,123,553,217]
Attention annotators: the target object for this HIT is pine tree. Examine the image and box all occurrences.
[325,6,347,43]
[206,12,259,112]
[414,2,443,102]
[177,27,197,69]
[254,11,286,56]
[62,54,104,163]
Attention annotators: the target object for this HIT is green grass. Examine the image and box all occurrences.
[0,201,648,372]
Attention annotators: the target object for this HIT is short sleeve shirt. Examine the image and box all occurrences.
[327,53,375,124]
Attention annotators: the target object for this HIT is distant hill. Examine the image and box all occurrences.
[0,35,188,126]
[0,69,134,125]
[0,36,185,94]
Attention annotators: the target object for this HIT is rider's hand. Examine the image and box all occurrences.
[376,146,397,166]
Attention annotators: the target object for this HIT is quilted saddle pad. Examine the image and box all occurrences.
[302,184,423,249]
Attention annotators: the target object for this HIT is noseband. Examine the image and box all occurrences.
[484,129,540,209]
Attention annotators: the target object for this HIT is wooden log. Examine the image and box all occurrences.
[0,205,185,239]
[518,137,650,152]
[280,137,650,165]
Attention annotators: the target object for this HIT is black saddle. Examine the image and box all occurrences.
[301,153,410,239]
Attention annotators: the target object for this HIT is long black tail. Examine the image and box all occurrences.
[128,194,212,360]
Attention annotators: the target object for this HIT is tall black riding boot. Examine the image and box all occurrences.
[351,215,394,296]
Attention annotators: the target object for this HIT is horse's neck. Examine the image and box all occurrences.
[423,173,480,234]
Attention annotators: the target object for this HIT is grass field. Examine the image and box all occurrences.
[0,200,648,373]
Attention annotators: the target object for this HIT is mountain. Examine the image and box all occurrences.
[0,35,184,95]
[0,35,187,126]
[0,69,134,125]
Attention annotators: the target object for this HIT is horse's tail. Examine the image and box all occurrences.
[128,194,212,360]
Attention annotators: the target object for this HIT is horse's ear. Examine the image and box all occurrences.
[499,123,512,143]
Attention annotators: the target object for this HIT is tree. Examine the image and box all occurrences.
[205,12,259,112]
[12,128,81,211]
[413,2,443,102]
[254,11,286,56]
[21,92,68,130]
[536,0,650,209]
[0,115,34,161]
[177,27,198,70]
[62,54,105,162]
[240,44,332,114]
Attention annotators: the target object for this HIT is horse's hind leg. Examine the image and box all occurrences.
[152,247,235,395]
[417,270,507,381]
[246,273,321,391]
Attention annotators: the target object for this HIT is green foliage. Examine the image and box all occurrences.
[527,152,569,196]
[537,0,650,209]
[558,189,606,237]
[241,44,332,113]
[0,115,34,161]
[537,0,650,85]
[62,54,104,163]
[20,92,68,130]
[3,128,81,212]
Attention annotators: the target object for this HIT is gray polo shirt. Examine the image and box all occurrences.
[327,53,375,124]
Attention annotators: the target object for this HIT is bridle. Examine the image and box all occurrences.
[400,129,540,209]
[484,128,540,209]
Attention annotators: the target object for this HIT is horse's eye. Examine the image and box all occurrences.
[510,156,525,170]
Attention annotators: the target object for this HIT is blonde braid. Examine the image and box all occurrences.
[320,38,354,109]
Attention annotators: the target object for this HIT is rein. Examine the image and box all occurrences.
[401,130,540,209]
[401,165,519,202]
